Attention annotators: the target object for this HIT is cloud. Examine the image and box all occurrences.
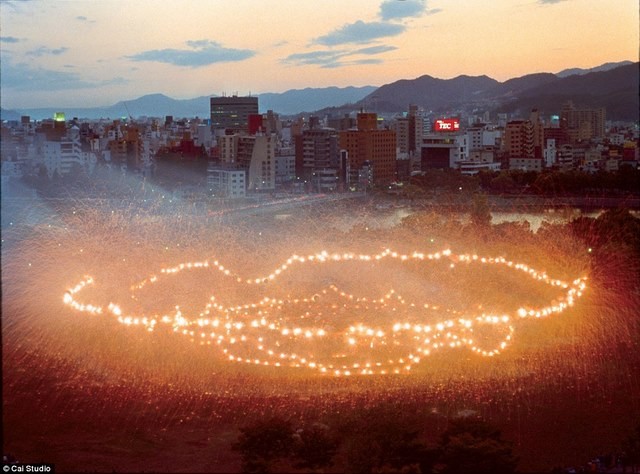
[2,57,127,92]
[317,58,385,69]
[350,58,384,66]
[283,2,415,69]
[126,40,255,67]
[537,0,568,3]
[26,46,69,57]
[284,44,396,68]
[301,2,418,65]
[284,50,347,67]
[0,36,21,43]
[354,45,398,55]
[379,0,427,20]
[2,0,33,10]
[185,39,210,48]
[314,20,405,46]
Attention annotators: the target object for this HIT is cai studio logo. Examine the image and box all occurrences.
[2,464,54,473]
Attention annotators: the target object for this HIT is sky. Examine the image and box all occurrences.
[1,0,637,109]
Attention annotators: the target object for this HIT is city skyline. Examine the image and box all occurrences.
[1,0,637,109]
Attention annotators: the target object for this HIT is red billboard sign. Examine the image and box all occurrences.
[434,118,460,132]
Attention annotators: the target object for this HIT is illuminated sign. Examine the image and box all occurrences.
[434,118,460,132]
[53,112,66,122]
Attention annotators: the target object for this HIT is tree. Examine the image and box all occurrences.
[339,406,436,474]
[434,417,518,474]
[477,169,498,191]
[570,208,640,255]
[490,172,517,194]
[291,422,339,472]
[402,183,427,201]
[470,193,492,228]
[233,416,294,473]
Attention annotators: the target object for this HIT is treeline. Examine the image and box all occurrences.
[403,167,640,197]
[232,410,640,473]
[478,167,640,196]
[233,410,518,474]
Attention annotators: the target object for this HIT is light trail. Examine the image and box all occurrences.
[63,249,587,376]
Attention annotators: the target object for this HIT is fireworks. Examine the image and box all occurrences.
[63,248,587,375]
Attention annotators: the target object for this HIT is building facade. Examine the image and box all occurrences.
[294,128,340,187]
[210,96,259,132]
[560,101,606,143]
[207,164,246,198]
[503,120,535,159]
[339,113,396,186]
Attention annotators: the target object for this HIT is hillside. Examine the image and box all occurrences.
[344,61,639,120]
[500,62,639,120]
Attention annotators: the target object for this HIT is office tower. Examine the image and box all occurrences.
[560,101,605,143]
[339,113,396,185]
[503,120,535,159]
[294,128,340,188]
[210,95,259,132]
[529,109,544,158]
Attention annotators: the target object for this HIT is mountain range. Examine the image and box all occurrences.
[0,86,377,122]
[1,61,637,122]
[347,61,638,120]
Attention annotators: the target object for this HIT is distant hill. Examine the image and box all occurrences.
[359,74,500,114]
[0,108,21,121]
[348,72,565,115]
[3,86,377,121]
[556,60,634,78]
[109,93,210,119]
[329,61,638,121]
[259,86,376,115]
[499,63,639,120]
[487,73,558,99]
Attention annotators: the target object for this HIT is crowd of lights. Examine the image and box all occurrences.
[63,249,587,376]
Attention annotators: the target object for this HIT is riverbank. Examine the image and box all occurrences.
[395,193,640,212]
[485,194,640,210]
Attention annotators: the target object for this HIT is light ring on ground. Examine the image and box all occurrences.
[63,249,587,375]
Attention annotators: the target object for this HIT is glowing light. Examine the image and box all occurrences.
[63,249,588,376]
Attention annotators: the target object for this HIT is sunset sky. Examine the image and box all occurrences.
[1,0,637,109]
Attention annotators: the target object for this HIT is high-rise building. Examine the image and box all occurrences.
[420,135,465,170]
[557,144,574,170]
[339,113,396,185]
[529,109,544,158]
[42,135,97,177]
[503,120,535,159]
[560,101,605,143]
[420,117,467,170]
[216,133,274,190]
[294,128,340,187]
[393,106,422,158]
[210,95,259,132]
[327,114,356,131]
[246,134,275,191]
